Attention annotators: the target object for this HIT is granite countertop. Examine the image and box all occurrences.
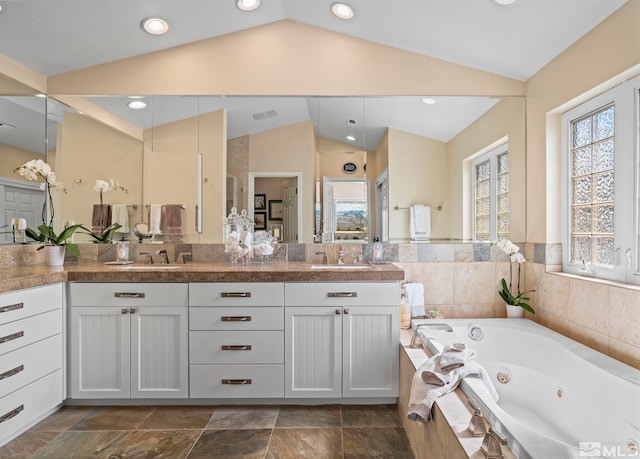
[0,262,404,293]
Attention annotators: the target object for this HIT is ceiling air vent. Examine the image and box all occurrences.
[253,110,277,120]
[346,118,357,126]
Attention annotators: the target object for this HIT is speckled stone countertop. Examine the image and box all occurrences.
[0,262,404,293]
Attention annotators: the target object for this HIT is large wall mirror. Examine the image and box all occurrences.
[0,93,525,245]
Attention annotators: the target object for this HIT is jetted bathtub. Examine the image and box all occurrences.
[415,318,640,459]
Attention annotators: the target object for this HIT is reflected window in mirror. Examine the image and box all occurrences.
[472,143,509,242]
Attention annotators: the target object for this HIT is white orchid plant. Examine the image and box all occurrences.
[496,238,535,314]
[15,159,83,255]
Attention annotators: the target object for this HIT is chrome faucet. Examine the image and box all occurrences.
[177,252,192,264]
[467,399,487,437]
[156,249,170,264]
[315,250,328,264]
[337,250,344,265]
[480,427,507,459]
[410,322,454,348]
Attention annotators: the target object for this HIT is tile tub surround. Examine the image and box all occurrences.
[0,405,414,459]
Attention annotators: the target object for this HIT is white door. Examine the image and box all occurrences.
[282,179,298,242]
[342,306,399,398]
[0,180,45,243]
[285,306,342,398]
[130,307,189,398]
[69,307,131,399]
[322,177,335,242]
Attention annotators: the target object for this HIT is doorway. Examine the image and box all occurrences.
[0,178,45,243]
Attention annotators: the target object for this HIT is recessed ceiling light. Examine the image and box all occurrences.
[493,0,520,5]
[237,0,260,12]
[127,100,147,110]
[421,97,436,105]
[331,3,354,20]
[141,17,169,35]
[346,135,356,141]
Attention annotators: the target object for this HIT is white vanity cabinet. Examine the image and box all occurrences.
[0,284,63,446]
[189,282,285,398]
[284,282,399,399]
[68,283,189,399]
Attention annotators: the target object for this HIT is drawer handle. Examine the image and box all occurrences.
[221,316,252,322]
[0,364,24,381]
[222,379,252,385]
[0,331,24,344]
[0,303,23,314]
[0,404,24,423]
[114,292,145,298]
[220,292,251,298]
[327,292,357,298]
[221,345,252,351]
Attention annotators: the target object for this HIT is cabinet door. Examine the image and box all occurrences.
[342,306,399,398]
[285,307,342,398]
[130,307,188,398]
[69,307,130,399]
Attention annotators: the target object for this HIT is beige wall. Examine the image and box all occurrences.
[249,121,315,242]
[388,128,448,240]
[446,97,526,241]
[56,111,142,240]
[143,109,226,242]
[0,144,43,179]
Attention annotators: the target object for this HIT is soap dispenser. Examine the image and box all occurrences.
[116,237,129,263]
[372,237,383,263]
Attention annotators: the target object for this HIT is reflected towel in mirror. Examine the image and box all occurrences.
[149,204,162,235]
[410,205,431,240]
[111,204,129,233]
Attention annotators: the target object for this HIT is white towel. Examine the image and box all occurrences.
[149,204,162,235]
[111,204,129,233]
[407,351,498,423]
[410,205,431,240]
[404,282,426,317]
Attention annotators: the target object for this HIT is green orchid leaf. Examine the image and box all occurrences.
[65,243,80,257]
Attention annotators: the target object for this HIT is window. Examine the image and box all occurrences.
[472,143,509,241]
[561,75,638,284]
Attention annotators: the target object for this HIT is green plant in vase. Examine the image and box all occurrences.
[496,238,535,315]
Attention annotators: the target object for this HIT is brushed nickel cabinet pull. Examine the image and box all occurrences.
[0,331,24,344]
[114,292,145,298]
[0,303,23,314]
[344,308,350,314]
[335,309,341,314]
[0,364,24,381]
[129,307,136,314]
[221,316,252,322]
[121,308,129,314]
[220,292,251,298]
[221,345,252,351]
[221,379,252,385]
[327,292,357,298]
[0,404,24,423]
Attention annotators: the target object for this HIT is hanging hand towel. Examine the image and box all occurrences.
[404,282,426,317]
[149,204,162,235]
[164,205,183,235]
[111,204,129,233]
[91,204,112,236]
[410,205,431,240]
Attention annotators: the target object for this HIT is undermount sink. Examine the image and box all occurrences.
[310,264,372,270]
[114,265,181,270]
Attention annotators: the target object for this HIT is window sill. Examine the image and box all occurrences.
[549,271,640,292]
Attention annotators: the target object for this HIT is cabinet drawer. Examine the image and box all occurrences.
[0,334,62,398]
[190,365,284,398]
[285,282,399,306]
[0,309,62,357]
[190,331,283,364]
[68,283,188,307]
[0,284,62,326]
[190,307,283,331]
[0,369,62,446]
[189,283,284,307]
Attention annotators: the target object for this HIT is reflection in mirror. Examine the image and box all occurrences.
[0,95,46,243]
[48,95,525,245]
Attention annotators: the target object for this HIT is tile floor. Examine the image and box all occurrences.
[0,404,415,458]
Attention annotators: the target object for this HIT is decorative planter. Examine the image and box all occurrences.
[43,245,66,267]
[505,304,524,318]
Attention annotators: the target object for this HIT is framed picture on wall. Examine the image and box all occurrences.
[254,194,266,210]
[269,200,283,221]
[254,212,266,230]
